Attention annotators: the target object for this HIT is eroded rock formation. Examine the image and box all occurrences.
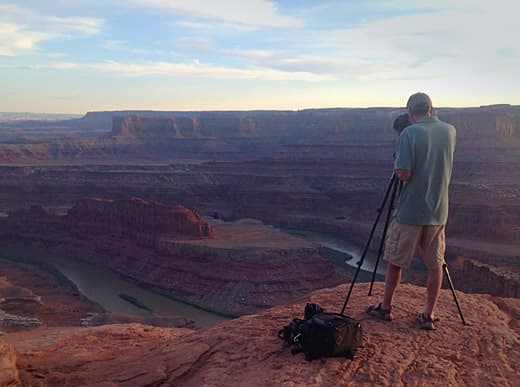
[0,259,105,329]
[2,105,519,163]
[66,197,213,247]
[110,115,199,140]
[0,310,41,329]
[0,201,347,315]
[0,106,518,304]
[0,342,18,386]
[79,312,195,329]
[454,257,520,298]
[0,276,42,304]
[0,277,43,332]
[2,282,518,386]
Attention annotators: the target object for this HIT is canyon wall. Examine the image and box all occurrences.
[0,200,347,315]
[66,197,213,247]
[456,257,519,298]
[2,105,519,163]
[0,106,518,302]
[87,105,520,143]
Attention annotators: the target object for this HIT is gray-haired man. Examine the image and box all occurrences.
[367,92,456,330]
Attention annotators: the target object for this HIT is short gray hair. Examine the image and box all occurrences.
[407,92,432,115]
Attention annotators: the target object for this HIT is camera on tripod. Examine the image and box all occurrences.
[393,113,410,134]
[340,110,467,326]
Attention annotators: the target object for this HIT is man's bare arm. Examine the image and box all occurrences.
[395,169,411,181]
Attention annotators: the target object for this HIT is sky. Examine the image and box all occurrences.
[0,0,518,114]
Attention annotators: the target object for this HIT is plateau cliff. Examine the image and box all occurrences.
[2,105,519,162]
[67,197,213,247]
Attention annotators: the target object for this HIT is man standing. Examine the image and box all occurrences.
[367,92,456,330]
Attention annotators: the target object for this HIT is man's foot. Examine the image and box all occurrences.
[366,303,392,321]
[417,313,436,330]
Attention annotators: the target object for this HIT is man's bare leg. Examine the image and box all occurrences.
[382,263,402,310]
[423,265,443,319]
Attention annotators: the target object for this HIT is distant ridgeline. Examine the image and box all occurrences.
[90,104,520,142]
[0,105,519,162]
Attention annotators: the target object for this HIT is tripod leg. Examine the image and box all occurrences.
[368,175,399,296]
[340,174,397,315]
[443,263,467,325]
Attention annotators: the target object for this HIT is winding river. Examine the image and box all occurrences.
[281,229,388,277]
[44,255,227,328]
[2,227,382,329]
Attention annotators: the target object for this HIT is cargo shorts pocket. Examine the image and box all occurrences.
[384,221,400,257]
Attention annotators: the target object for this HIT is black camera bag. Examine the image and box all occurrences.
[279,304,362,361]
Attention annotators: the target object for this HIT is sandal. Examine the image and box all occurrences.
[366,303,393,321]
[417,313,436,330]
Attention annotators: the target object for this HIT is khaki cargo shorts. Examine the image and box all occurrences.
[384,219,446,269]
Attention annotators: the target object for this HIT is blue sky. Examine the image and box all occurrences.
[0,0,518,113]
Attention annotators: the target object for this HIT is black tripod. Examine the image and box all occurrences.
[340,172,467,326]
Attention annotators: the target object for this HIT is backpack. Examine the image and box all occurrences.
[279,303,363,361]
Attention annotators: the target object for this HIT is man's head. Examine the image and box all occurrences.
[407,92,432,123]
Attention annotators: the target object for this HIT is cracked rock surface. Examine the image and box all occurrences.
[2,282,519,386]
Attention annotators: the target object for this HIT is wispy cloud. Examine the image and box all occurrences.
[1,0,518,113]
[0,22,52,56]
[129,0,303,27]
[4,59,334,81]
[101,39,126,50]
[174,37,214,53]
[12,61,80,70]
[265,0,519,82]
[101,40,150,56]
[0,3,104,56]
[97,59,334,81]
[175,20,259,32]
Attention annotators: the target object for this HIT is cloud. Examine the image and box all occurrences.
[129,0,303,27]
[95,59,333,81]
[265,0,519,83]
[101,40,150,55]
[174,37,214,53]
[11,61,81,70]
[0,3,104,56]
[0,22,52,56]
[3,59,334,81]
[225,49,381,80]
[101,40,126,50]
[42,15,103,36]
[175,20,259,32]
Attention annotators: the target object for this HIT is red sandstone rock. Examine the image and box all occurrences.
[0,276,42,303]
[2,282,518,386]
[0,259,104,328]
[110,115,201,140]
[0,107,518,305]
[455,257,520,298]
[0,202,347,315]
[0,342,18,386]
[2,106,519,164]
[66,197,213,247]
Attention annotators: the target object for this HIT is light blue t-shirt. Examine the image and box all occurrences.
[395,116,456,225]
